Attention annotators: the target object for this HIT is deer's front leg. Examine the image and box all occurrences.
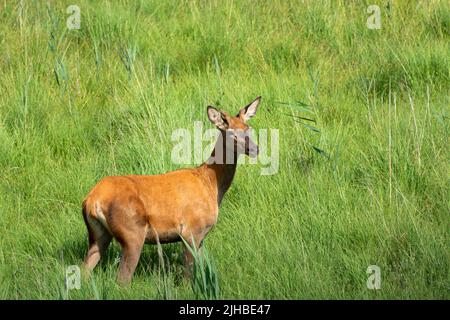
[182,234,204,278]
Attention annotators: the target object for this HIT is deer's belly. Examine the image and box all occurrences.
[145,227,181,244]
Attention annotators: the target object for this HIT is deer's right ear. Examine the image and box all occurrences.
[207,106,229,130]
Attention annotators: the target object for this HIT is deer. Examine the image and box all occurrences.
[81,96,261,284]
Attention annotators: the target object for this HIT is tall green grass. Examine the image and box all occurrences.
[0,0,448,299]
[181,236,220,300]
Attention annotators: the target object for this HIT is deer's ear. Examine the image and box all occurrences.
[207,106,229,130]
[238,96,261,122]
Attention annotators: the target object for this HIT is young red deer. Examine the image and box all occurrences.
[82,97,261,284]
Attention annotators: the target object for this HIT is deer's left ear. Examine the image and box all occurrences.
[238,96,261,122]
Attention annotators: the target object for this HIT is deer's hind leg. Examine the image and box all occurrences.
[111,204,147,285]
[82,210,112,275]
[117,237,145,285]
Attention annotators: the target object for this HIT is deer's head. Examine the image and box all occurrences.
[207,96,261,159]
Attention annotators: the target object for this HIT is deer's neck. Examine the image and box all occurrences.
[199,133,238,206]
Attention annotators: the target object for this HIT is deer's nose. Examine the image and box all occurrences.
[247,144,259,157]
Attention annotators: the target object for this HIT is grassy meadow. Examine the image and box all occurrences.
[0,0,449,299]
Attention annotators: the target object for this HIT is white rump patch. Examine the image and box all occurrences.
[94,202,112,234]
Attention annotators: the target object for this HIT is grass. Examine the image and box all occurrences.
[181,236,220,300]
[0,0,449,299]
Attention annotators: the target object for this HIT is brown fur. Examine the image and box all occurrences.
[82,97,261,284]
